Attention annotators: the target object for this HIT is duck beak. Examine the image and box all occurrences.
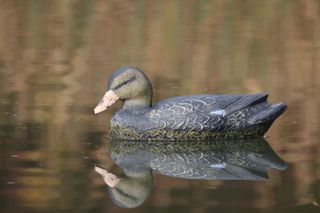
[94,166,120,187]
[94,90,119,114]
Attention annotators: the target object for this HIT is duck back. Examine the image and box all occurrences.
[110,93,287,140]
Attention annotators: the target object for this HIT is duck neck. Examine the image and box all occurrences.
[123,94,152,109]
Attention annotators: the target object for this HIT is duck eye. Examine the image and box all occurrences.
[113,76,136,90]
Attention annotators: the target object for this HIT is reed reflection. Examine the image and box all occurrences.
[95,138,287,208]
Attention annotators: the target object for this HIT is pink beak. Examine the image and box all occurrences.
[94,90,119,114]
[94,166,120,187]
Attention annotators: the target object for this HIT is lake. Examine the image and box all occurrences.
[0,1,319,212]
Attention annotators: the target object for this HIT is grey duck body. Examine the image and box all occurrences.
[94,67,287,140]
[110,93,286,140]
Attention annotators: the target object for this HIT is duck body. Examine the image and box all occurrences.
[110,93,286,140]
[94,67,287,140]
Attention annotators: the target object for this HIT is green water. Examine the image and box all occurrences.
[0,1,320,212]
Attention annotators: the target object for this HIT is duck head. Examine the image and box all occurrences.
[94,67,153,114]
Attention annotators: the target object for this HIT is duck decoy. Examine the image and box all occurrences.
[94,67,287,140]
[95,138,287,208]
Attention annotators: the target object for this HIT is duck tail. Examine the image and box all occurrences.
[247,103,287,126]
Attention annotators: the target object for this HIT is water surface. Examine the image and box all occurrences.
[0,1,320,212]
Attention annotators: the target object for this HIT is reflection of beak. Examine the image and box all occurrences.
[94,166,120,187]
[94,90,119,114]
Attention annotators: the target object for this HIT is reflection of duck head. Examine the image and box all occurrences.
[108,170,152,208]
[95,138,287,208]
[95,166,152,208]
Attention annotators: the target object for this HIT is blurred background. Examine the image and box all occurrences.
[0,0,319,212]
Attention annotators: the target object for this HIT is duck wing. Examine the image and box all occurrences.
[148,93,269,131]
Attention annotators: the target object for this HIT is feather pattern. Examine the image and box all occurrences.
[110,93,286,140]
[110,138,287,180]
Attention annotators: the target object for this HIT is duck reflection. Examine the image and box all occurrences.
[95,138,287,208]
